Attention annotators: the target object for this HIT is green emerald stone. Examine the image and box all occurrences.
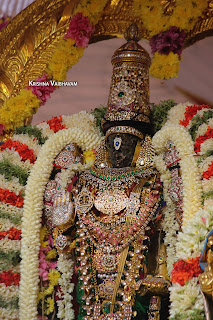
[103,176,105,179]
[112,177,116,180]
[117,176,121,179]
[107,176,110,180]
[126,173,130,177]
[122,174,125,178]
[118,91,124,97]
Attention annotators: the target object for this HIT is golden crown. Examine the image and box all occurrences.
[103,23,151,126]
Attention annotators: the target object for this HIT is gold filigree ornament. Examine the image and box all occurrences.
[99,278,116,299]
[126,192,140,217]
[94,249,120,272]
[75,187,94,214]
[94,140,108,169]
[136,135,155,169]
[94,189,128,215]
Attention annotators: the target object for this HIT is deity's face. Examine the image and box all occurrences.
[106,133,140,168]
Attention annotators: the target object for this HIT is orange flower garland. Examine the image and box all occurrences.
[0,139,36,163]
[0,227,22,240]
[171,256,203,286]
[179,105,212,127]
[0,270,20,286]
[46,116,66,133]
[194,126,213,153]
[0,188,24,208]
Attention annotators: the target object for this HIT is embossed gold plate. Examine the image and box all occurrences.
[94,189,128,215]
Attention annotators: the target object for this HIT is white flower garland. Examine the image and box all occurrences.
[0,203,23,218]
[169,278,204,318]
[194,117,213,139]
[200,138,213,155]
[0,307,19,319]
[0,218,20,231]
[153,123,202,226]
[12,134,41,156]
[19,127,101,320]
[56,254,75,320]
[0,149,33,172]
[0,174,24,195]
[152,102,213,319]
[167,102,193,126]
[0,238,21,252]
[0,283,19,299]
[176,206,213,259]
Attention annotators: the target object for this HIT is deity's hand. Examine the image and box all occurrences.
[136,275,171,296]
[51,188,76,253]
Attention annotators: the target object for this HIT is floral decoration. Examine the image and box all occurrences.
[194,126,213,153]
[37,226,60,318]
[0,139,36,163]
[202,161,213,180]
[0,271,20,286]
[46,116,66,133]
[179,105,212,127]
[153,102,213,319]
[56,254,75,320]
[171,256,202,286]
[64,12,95,48]
[150,51,180,79]
[83,149,97,164]
[0,111,101,320]
[0,0,108,135]
[0,89,40,133]
[133,0,209,79]
[19,125,101,320]
[27,73,56,105]
[133,0,209,37]
[150,27,185,57]
[0,188,24,208]
[0,227,22,240]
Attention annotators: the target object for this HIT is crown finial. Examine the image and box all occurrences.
[124,23,142,42]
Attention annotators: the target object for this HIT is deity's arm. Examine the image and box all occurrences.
[47,186,77,254]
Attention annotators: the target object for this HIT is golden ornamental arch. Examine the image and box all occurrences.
[0,0,212,138]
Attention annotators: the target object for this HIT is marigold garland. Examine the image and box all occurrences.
[46,39,84,82]
[0,89,40,132]
[133,0,209,37]
[150,52,180,79]
[0,0,108,134]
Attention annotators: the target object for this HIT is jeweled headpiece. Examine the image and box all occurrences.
[103,23,151,126]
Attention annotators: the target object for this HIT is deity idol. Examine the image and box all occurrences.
[41,24,170,320]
